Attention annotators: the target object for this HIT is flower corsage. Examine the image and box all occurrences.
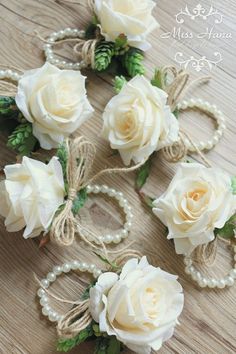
[0,136,145,248]
[42,0,159,76]
[153,162,236,289]
[101,67,226,202]
[0,62,93,155]
[37,255,184,353]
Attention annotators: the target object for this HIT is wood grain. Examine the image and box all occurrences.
[0,0,236,353]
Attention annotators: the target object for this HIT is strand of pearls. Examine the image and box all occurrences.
[37,261,102,323]
[85,184,133,245]
[177,98,226,152]
[184,245,236,288]
[43,28,87,70]
[0,69,21,81]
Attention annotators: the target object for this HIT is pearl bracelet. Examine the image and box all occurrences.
[177,98,226,152]
[43,28,87,70]
[37,260,102,323]
[184,244,236,289]
[83,184,133,245]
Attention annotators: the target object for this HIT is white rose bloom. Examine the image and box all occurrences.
[102,75,179,165]
[94,0,159,51]
[15,63,94,150]
[90,257,184,354]
[0,156,65,238]
[153,163,236,255]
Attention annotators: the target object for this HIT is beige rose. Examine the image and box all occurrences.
[94,0,159,51]
[153,163,236,255]
[102,75,179,165]
[90,257,184,354]
[0,156,65,238]
[15,63,94,149]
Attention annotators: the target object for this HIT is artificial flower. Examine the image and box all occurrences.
[102,75,179,165]
[153,163,236,255]
[90,256,184,354]
[94,0,159,51]
[0,156,65,238]
[15,62,94,149]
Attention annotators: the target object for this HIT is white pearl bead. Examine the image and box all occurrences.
[217,279,226,289]
[198,278,208,288]
[124,222,132,231]
[89,264,96,272]
[93,269,102,278]
[41,279,50,288]
[104,235,112,244]
[120,229,128,238]
[230,269,236,279]
[113,235,121,244]
[49,311,58,322]
[208,278,217,288]
[40,295,49,306]
[225,276,234,287]
[37,288,45,298]
[108,189,116,197]
[71,260,80,270]
[101,185,109,193]
[79,262,88,272]
[47,272,56,282]
[93,185,100,194]
[62,263,71,273]
[42,305,51,316]
[53,266,62,275]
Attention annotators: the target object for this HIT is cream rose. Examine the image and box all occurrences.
[102,75,179,165]
[15,63,94,150]
[0,156,65,238]
[153,163,236,255]
[90,257,184,354]
[94,0,159,51]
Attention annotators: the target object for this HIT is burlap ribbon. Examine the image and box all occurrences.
[50,136,146,247]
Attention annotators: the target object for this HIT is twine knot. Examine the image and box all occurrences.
[68,188,77,201]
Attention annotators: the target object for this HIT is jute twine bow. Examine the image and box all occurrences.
[50,136,146,248]
[159,66,211,163]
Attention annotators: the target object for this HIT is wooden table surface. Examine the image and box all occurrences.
[0,0,236,353]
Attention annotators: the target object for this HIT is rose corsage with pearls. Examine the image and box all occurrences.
[102,67,226,201]
[37,255,184,354]
[0,136,145,248]
[153,162,236,289]
[42,0,159,76]
[0,62,93,155]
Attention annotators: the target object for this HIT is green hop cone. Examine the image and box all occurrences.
[114,76,127,94]
[94,41,115,72]
[122,48,145,78]
[7,122,37,156]
[0,96,27,123]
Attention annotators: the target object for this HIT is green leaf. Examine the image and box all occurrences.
[57,143,68,192]
[57,324,94,352]
[215,214,236,240]
[138,192,155,209]
[151,69,164,89]
[94,252,120,271]
[173,108,179,119]
[107,337,121,354]
[95,337,121,354]
[231,177,236,195]
[135,156,153,191]
[115,34,128,49]
[81,280,96,301]
[71,188,88,215]
[7,123,38,156]
[114,76,127,94]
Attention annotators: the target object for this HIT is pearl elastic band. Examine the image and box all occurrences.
[184,244,236,288]
[83,184,133,245]
[37,261,102,323]
[43,28,87,70]
[177,98,226,152]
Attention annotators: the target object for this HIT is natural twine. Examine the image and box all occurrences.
[50,136,147,249]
